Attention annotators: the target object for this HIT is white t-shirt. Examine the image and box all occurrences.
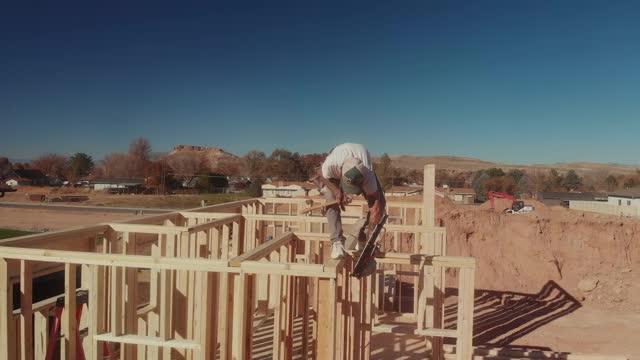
[321,143,378,194]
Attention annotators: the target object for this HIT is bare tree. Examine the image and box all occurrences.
[0,157,12,181]
[129,137,152,161]
[32,153,68,178]
[166,151,206,186]
[103,153,146,178]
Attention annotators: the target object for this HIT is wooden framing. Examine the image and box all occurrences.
[0,164,479,360]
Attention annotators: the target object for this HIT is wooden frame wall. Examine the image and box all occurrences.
[0,165,476,360]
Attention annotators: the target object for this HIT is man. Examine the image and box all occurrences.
[311,143,386,259]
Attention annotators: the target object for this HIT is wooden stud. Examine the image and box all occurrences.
[34,310,48,360]
[20,260,33,360]
[62,263,78,360]
[0,258,11,360]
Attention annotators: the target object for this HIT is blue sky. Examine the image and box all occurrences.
[2,1,640,164]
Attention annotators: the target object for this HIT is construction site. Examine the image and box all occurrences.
[0,165,636,360]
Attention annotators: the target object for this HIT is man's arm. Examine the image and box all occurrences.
[311,168,347,208]
[365,190,386,228]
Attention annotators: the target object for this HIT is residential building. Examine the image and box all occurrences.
[569,186,640,217]
[262,181,312,198]
[436,186,476,205]
[537,192,608,207]
[92,178,145,193]
[385,186,423,197]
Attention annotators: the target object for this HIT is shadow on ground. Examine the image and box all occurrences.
[444,280,582,347]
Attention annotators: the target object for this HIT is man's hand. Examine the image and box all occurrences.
[335,188,348,211]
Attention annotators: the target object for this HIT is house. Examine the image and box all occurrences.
[262,181,313,198]
[385,186,423,197]
[92,178,145,193]
[537,192,608,207]
[607,186,640,207]
[6,169,49,186]
[436,186,476,205]
[569,187,640,217]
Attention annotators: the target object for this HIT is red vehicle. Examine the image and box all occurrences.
[488,191,533,213]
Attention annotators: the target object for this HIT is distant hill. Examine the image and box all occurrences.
[168,145,239,171]
[386,155,640,175]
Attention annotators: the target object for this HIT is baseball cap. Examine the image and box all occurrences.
[341,157,366,195]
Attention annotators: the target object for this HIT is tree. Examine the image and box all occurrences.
[484,176,516,195]
[375,153,394,189]
[507,169,525,184]
[215,157,244,176]
[605,175,619,191]
[103,153,145,178]
[0,157,12,181]
[624,177,638,189]
[166,151,206,186]
[268,149,306,180]
[247,179,264,197]
[544,169,564,191]
[562,170,582,191]
[301,153,328,179]
[68,153,94,181]
[129,137,152,161]
[33,153,68,178]
[472,171,490,202]
[486,168,505,178]
[244,150,267,178]
[196,173,229,193]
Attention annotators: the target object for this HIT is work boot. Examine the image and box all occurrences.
[330,241,347,259]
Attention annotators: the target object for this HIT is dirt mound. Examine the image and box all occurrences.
[437,201,640,311]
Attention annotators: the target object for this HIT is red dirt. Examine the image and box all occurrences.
[436,196,639,357]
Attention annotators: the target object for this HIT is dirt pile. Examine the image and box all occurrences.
[437,199,640,311]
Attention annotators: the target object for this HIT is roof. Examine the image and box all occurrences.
[609,186,640,199]
[92,178,144,185]
[263,181,314,189]
[436,187,476,195]
[13,169,47,180]
[387,186,423,193]
[538,192,608,201]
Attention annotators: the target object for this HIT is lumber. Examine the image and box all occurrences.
[108,223,187,234]
[0,246,237,273]
[34,310,48,360]
[93,334,200,349]
[20,260,33,360]
[0,258,10,360]
[229,232,294,267]
[187,215,242,233]
[62,263,78,360]
[372,323,457,338]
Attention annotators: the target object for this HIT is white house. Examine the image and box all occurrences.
[262,181,312,198]
[569,186,640,217]
[608,186,640,207]
[436,186,476,205]
[385,186,423,197]
[92,178,144,192]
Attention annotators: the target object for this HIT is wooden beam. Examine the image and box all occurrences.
[0,246,237,273]
[187,215,243,233]
[93,334,200,350]
[372,323,457,338]
[229,232,294,267]
[108,223,187,234]
[240,261,333,278]
[0,258,11,360]
[375,252,476,269]
[316,277,336,360]
[0,225,109,247]
[34,311,48,360]
[61,263,77,360]
[20,260,33,360]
